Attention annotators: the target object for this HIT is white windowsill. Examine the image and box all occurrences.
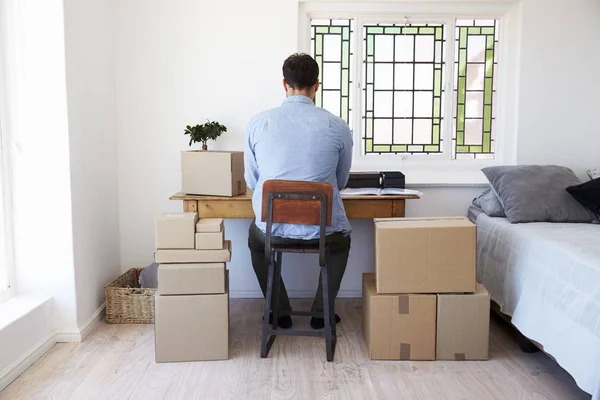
[350,166,492,187]
[0,295,52,331]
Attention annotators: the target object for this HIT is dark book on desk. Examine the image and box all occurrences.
[346,172,381,188]
[381,171,405,189]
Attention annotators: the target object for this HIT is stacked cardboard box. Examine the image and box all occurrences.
[153,213,231,362]
[363,217,490,361]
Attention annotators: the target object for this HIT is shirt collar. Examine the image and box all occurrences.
[282,95,314,105]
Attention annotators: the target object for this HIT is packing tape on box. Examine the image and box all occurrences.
[398,295,410,314]
[454,353,466,361]
[400,343,411,360]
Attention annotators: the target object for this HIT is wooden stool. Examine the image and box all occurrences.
[260,180,337,362]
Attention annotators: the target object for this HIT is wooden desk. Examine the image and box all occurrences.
[170,191,419,219]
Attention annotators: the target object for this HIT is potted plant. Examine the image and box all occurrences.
[184,120,227,151]
[180,120,245,197]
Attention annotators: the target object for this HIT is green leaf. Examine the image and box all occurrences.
[183,121,227,146]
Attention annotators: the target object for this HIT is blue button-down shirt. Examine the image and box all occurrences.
[244,95,353,239]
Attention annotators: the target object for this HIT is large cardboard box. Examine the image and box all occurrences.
[436,284,490,360]
[158,263,226,295]
[362,273,436,360]
[196,218,224,233]
[155,212,198,249]
[374,217,476,294]
[154,288,229,362]
[195,230,224,250]
[182,151,245,197]
[155,241,232,263]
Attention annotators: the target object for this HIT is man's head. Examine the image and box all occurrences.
[282,53,320,100]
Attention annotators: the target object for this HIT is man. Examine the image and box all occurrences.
[244,53,353,329]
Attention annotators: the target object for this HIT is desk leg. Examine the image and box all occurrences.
[183,200,198,213]
[392,200,406,217]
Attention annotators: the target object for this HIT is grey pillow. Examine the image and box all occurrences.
[473,189,506,218]
[482,165,597,223]
[139,262,158,288]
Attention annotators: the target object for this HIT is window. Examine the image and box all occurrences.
[453,20,499,160]
[0,29,14,303]
[311,19,354,126]
[0,115,13,303]
[361,23,446,155]
[303,3,516,173]
[0,138,12,303]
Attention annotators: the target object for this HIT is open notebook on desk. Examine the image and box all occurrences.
[340,187,423,197]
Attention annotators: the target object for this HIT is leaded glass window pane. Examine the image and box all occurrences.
[311,19,353,127]
[453,19,499,159]
[362,24,445,155]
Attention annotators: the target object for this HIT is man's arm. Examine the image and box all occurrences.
[244,118,259,191]
[336,124,353,190]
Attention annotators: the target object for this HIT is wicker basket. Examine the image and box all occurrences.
[105,268,156,324]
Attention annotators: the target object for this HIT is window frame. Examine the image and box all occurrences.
[298,1,520,183]
[0,14,16,303]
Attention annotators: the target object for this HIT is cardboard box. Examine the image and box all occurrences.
[195,230,224,250]
[362,273,436,360]
[436,284,490,360]
[158,263,225,295]
[155,288,229,362]
[155,241,232,263]
[155,212,198,249]
[182,151,245,197]
[374,217,476,294]
[196,218,224,233]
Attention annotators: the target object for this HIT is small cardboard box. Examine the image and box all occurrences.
[158,263,225,295]
[436,284,491,360]
[155,212,198,249]
[155,241,232,263]
[374,217,476,294]
[195,230,224,250]
[182,151,245,197]
[196,218,224,233]
[154,288,229,362]
[362,273,436,360]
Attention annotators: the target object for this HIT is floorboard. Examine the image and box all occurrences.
[0,299,591,400]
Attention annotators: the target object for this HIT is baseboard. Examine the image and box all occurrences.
[230,290,362,299]
[79,302,106,342]
[0,332,56,392]
[55,303,106,343]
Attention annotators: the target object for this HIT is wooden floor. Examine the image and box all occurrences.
[0,299,591,400]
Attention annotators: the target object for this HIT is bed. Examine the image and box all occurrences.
[469,205,600,399]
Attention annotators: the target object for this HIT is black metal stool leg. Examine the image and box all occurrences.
[261,260,276,358]
[327,264,337,339]
[321,265,334,362]
[271,252,283,331]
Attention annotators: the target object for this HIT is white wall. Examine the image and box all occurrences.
[114,0,600,297]
[114,0,298,269]
[63,0,121,330]
[516,0,600,175]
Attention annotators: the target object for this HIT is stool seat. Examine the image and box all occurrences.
[271,244,320,254]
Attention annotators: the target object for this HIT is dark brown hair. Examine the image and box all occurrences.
[282,53,319,90]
